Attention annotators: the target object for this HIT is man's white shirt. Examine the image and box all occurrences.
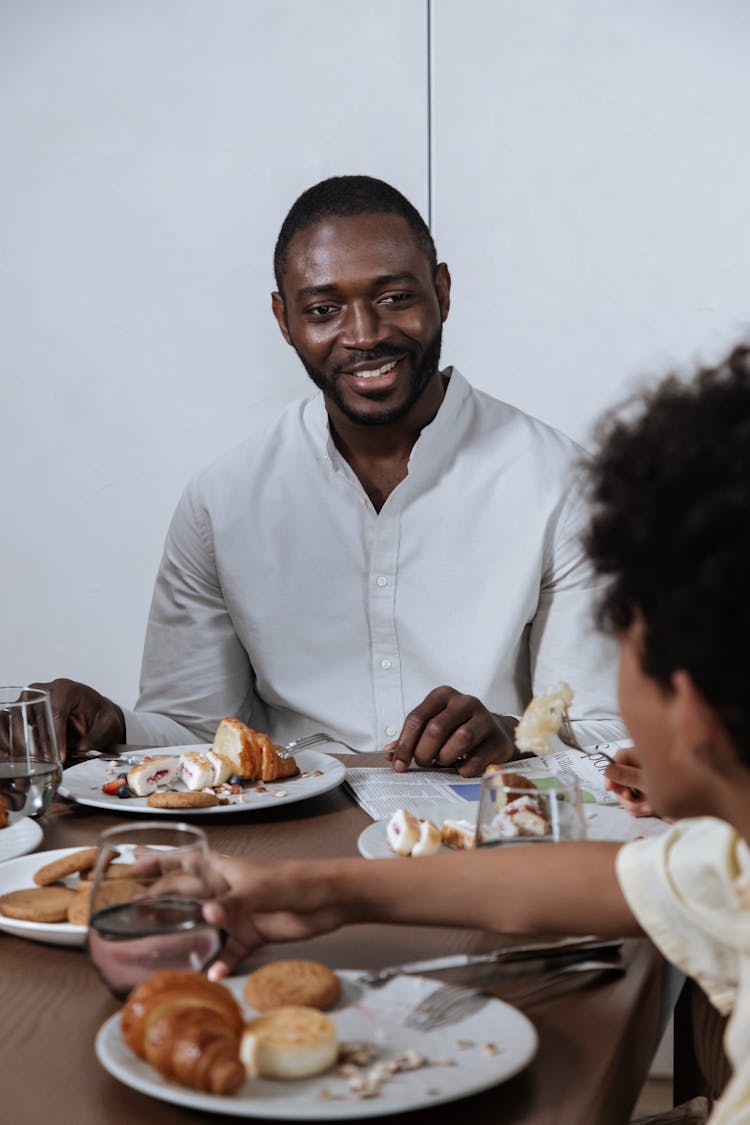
[123,368,623,751]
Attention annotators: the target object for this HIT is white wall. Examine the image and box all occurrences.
[433,0,750,445]
[0,0,427,701]
[2,0,749,705]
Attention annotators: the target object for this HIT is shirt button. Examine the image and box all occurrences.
[380,658,392,670]
[385,725,398,737]
[376,576,388,587]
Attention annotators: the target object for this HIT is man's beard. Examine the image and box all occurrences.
[296,326,443,427]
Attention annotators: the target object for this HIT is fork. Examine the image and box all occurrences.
[276,732,364,759]
[405,960,624,1031]
[73,730,364,764]
[558,710,616,765]
[559,710,642,798]
[404,984,491,1032]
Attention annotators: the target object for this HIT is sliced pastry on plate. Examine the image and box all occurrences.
[213,718,298,782]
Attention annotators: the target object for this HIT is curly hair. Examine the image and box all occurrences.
[585,344,750,759]
[273,175,437,294]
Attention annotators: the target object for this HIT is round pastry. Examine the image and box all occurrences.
[243,960,341,1012]
[79,862,135,885]
[67,878,147,925]
[385,808,420,856]
[146,790,220,809]
[240,1006,338,1080]
[33,847,102,886]
[0,886,78,923]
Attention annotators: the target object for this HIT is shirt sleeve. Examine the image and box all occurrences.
[123,478,258,745]
[616,818,750,1016]
[529,474,625,746]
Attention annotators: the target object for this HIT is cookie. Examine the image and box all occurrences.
[243,960,341,1012]
[33,847,102,886]
[79,862,135,885]
[147,790,219,809]
[0,886,77,923]
[67,878,146,925]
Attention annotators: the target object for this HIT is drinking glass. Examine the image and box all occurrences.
[476,772,586,846]
[87,822,225,998]
[0,686,62,818]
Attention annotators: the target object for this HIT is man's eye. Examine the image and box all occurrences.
[379,292,412,305]
[308,304,338,317]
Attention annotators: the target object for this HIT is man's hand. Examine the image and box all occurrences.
[604,746,655,818]
[201,854,349,980]
[387,686,516,777]
[29,678,125,761]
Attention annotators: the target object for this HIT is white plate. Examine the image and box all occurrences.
[95,969,537,1119]
[358,801,478,859]
[60,747,346,817]
[0,811,44,862]
[358,801,662,857]
[0,846,88,946]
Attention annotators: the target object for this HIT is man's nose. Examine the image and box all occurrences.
[340,300,383,349]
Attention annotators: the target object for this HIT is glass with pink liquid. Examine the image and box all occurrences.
[87,822,224,998]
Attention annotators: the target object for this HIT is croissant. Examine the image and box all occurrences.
[213,717,298,782]
[121,970,245,1095]
[261,740,299,783]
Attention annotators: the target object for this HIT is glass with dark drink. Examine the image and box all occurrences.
[87,822,225,998]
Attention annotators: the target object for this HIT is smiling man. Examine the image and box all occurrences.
[36,175,622,771]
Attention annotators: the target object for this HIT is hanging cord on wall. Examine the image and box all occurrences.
[426,0,434,232]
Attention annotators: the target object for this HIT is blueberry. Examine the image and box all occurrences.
[116,784,133,798]
[117,771,129,779]
[228,774,244,785]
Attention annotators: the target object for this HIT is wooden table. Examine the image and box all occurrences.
[1,753,667,1124]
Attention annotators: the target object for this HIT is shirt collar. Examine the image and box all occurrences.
[305,366,472,474]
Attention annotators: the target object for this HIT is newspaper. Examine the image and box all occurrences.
[344,738,667,842]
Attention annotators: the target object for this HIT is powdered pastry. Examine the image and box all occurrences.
[440,818,477,850]
[178,751,215,791]
[127,756,180,797]
[385,808,421,856]
[410,817,442,857]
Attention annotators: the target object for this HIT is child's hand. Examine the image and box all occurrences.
[604,746,655,817]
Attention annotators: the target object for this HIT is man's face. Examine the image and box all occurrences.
[272,212,450,427]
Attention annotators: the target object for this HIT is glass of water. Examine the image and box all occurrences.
[0,686,62,818]
[476,771,587,846]
[87,822,225,998]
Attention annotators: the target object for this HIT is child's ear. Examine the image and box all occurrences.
[671,670,732,771]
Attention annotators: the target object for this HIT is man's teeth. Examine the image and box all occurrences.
[355,360,398,380]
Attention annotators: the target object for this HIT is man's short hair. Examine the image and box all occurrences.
[274,175,437,293]
[586,344,750,759]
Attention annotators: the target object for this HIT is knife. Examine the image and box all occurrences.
[358,935,623,985]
